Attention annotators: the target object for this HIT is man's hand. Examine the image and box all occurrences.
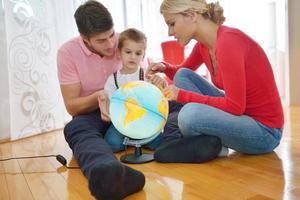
[163,85,179,101]
[145,62,166,79]
[98,91,111,122]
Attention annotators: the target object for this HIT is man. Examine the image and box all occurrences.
[57,1,145,199]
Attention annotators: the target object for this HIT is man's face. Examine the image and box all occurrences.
[82,28,116,57]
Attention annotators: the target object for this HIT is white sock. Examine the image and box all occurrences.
[218,146,229,157]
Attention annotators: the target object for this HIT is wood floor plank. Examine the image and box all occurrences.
[60,169,94,200]
[0,174,9,200]
[24,173,57,200]
[6,174,34,200]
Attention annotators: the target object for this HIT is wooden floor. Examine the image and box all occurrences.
[0,106,299,200]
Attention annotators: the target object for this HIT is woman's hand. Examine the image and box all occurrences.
[145,62,166,79]
[98,91,111,122]
[149,74,167,90]
[163,85,180,101]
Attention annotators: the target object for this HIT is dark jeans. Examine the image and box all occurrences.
[160,101,184,144]
[63,109,115,178]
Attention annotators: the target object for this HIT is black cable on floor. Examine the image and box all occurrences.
[0,154,80,169]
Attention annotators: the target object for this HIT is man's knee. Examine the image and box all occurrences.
[63,116,97,143]
[64,117,82,135]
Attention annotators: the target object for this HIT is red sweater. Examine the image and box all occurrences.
[165,26,284,128]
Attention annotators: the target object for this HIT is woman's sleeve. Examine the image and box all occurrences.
[177,34,247,115]
[164,43,204,80]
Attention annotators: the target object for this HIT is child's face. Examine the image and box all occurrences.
[119,39,145,72]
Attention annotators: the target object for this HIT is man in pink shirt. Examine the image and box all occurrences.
[57,1,145,199]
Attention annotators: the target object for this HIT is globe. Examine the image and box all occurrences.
[110,80,169,139]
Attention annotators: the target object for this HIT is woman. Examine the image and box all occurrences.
[147,0,284,163]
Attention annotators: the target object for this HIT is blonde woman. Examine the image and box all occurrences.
[147,0,284,162]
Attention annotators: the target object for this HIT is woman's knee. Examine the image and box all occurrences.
[178,103,217,136]
[173,68,193,86]
[178,104,199,136]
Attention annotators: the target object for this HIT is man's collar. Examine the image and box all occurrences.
[79,36,93,56]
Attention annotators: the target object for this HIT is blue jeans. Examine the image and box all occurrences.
[63,110,115,177]
[174,68,282,154]
[104,125,162,152]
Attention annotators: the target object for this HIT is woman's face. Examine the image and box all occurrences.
[163,13,196,46]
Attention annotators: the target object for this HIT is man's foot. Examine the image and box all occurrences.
[88,161,145,200]
[154,135,222,163]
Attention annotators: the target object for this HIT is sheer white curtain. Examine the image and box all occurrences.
[0,0,77,140]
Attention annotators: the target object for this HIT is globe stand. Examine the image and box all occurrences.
[120,144,154,164]
[120,133,159,164]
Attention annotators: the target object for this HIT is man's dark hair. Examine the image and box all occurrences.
[74,0,113,38]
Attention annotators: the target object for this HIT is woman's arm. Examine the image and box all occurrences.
[164,43,204,80]
[177,34,247,115]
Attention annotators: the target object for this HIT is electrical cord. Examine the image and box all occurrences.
[0,154,80,169]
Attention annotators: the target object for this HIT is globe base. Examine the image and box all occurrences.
[120,147,154,164]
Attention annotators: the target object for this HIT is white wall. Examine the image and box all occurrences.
[0,1,11,140]
[287,0,300,105]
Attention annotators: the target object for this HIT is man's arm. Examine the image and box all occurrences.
[60,83,103,116]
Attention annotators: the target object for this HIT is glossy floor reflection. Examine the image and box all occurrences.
[0,106,299,200]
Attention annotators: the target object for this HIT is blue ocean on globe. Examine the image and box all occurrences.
[110,81,169,139]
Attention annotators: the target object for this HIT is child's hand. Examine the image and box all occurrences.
[149,74,167,90]
[162,85,179,101]
[98,92,111,122]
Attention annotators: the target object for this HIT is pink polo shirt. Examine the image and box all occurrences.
[57,36,122,97]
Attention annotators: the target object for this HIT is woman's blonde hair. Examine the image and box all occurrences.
[160,0,225,25]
